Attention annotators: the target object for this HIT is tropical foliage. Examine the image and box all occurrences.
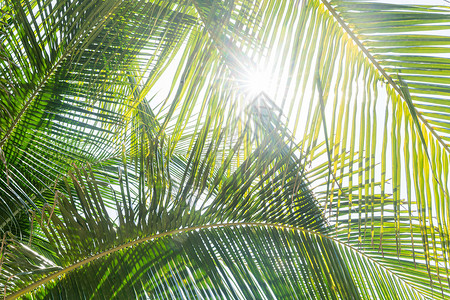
[1,0,450,298]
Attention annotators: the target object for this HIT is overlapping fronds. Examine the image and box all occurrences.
[2,98,333,297]
[1,0,450,298]
[0,0,196,232]
[332,0,450,146]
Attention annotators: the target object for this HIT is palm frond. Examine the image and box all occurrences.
[1,0,450,298]
[0,0,196,233]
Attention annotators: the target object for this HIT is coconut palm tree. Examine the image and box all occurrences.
[1,0,450,298]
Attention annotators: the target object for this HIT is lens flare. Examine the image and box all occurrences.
[247,70,270,96]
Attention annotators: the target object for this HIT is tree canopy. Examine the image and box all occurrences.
[1,0,450,298]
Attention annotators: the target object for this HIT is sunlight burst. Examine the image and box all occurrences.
[247,70,271,96]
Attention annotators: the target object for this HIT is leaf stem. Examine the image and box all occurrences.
[0,1,124,150]
[320,0,450,154]
[8,222,424,299]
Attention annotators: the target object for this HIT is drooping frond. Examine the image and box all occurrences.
[1,0,450,299]
[0,0,196,232]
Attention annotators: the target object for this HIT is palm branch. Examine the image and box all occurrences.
[1,0,450,298]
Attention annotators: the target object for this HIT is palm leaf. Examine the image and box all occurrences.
[0,0,196,232]
[1,0,450,298]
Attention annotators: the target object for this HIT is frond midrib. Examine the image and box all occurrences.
[0,0,125,150]
[8,222,428,299]
[320,0,450,154]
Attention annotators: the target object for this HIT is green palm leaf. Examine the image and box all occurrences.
[1,0,450,298]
